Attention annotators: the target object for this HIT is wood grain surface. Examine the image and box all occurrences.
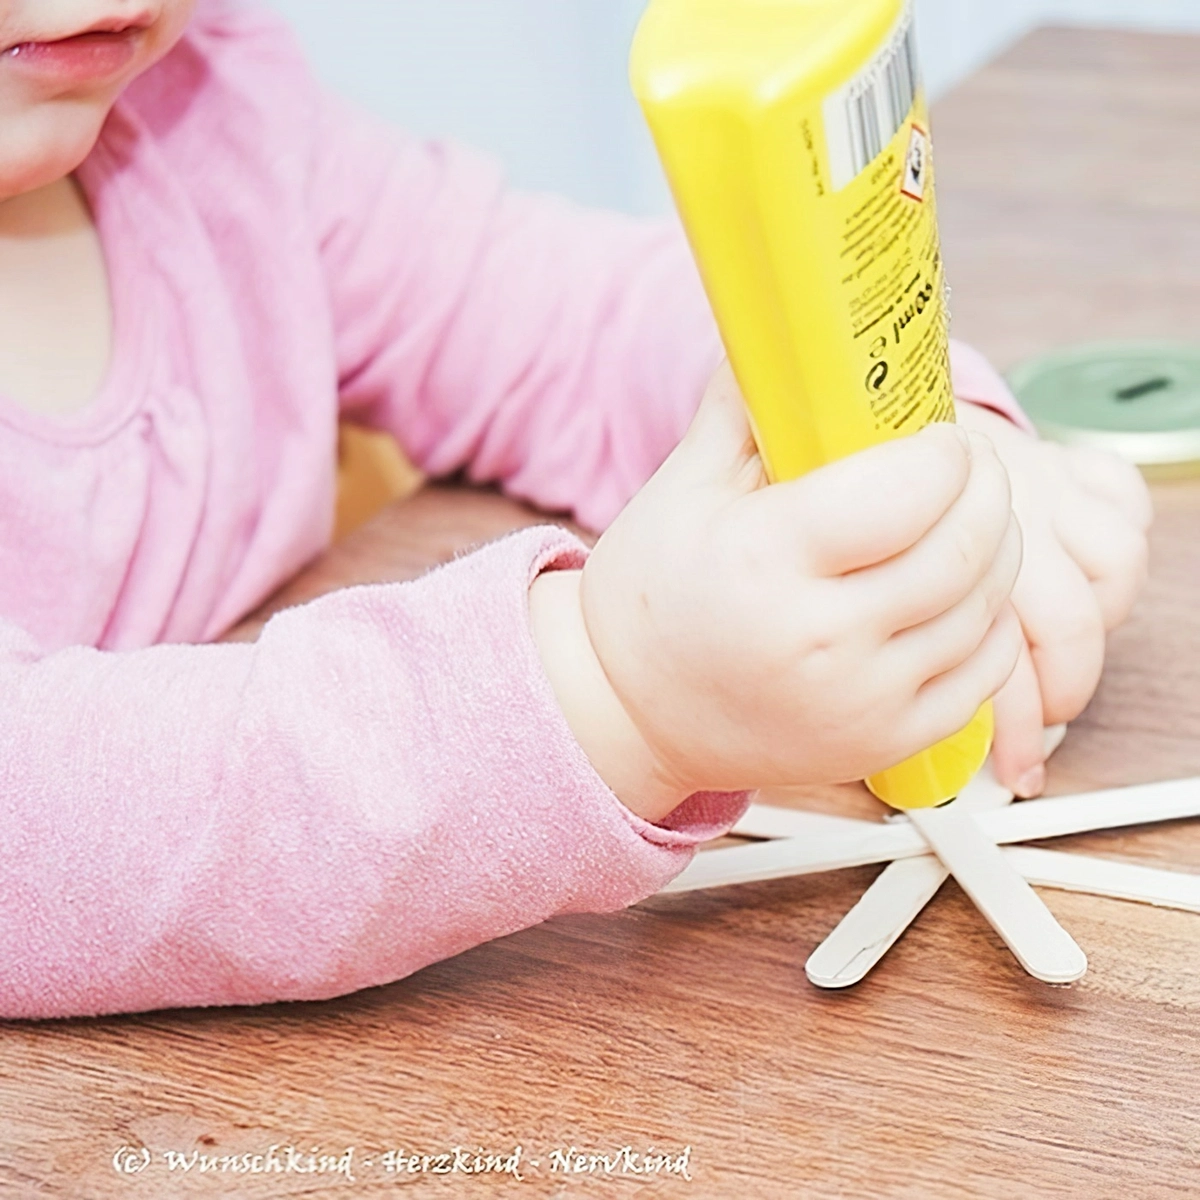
[4,26,1200,1200]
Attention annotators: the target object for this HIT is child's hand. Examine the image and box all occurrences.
[955,403,1152,798]
[530,364,1024,822]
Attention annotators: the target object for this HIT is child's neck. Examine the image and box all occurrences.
[0,176,112,418]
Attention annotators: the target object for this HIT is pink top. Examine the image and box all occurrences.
[0,1,1027,1020]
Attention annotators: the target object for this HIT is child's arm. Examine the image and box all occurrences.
[308,87,1027,534]
[0,528,743,1021]
[312,91,719,533]
[307,90,1149,795]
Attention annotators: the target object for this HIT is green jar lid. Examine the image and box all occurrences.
[1006,341,1200,475]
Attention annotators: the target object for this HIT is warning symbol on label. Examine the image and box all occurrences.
[900,123,929,202]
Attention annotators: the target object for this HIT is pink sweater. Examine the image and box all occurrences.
[0,1,1025,1020]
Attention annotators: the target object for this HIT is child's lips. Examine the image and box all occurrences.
[2,26,148,86]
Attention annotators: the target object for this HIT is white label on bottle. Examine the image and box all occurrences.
[823,3,920,191]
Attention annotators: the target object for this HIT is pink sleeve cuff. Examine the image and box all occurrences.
[949,339,1036,435]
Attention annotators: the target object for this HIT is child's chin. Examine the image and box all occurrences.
[0,102,108,201]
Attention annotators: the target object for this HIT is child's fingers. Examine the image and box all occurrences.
[904,603,1025,754]
[846,439,1016,635]
[1054,488,1149,630]
[1063,444,1154,532]
[989,640,1048,798]
[676,361,765,485]
[1012,536,1106,725]
[882,516,1022,684]
[753,424,974,577]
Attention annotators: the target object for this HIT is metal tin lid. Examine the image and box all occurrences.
[1006,341,1200,472]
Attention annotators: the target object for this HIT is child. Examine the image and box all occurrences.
[0,0,1151,1020]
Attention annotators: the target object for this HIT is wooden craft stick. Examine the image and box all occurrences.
[899,725,1083,985]
[666,775,1200,893]
[733,805,877,840]
[805,753,1020,988]
[659,825,921,892]
[978,778,1200,845]
[906,804,1088,983]
[803,854,951,988]
[1004,847,1200,913]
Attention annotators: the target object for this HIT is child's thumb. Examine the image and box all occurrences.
[676,361,764,488]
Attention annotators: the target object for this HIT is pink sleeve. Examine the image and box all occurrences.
[308,94,723,534]
[0,527,746,1020]
[305,84,1030,531]
[950,339,1036,434]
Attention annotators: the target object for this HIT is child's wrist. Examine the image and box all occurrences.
[528,569,688,823]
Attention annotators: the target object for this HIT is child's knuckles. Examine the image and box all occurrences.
[1068,445,1155,527]
[781,615,874,697]
[911,426,973,494]
[899,701,965,765]
[989,524,1025,604]
[1110,520,1151,584]
[1036,596,1105,661]
[1035,644,1104,724]
[1106,533,1151,625]
[992,614,1027,688]
[940,517,993,591]
[934,683,998,750]
[984,521,1022,602]
[1130,473,1156,530]
[1041,668,1102,726]
[1096,579,1138,633]
[923,620,1020,743]
[961,584,1008,656]
[1089,529,1149,626]
[787,631,855,692]
[961,428,1000,471]
[850,429,966,519]
[976,442,1015,513]
[906,594,990,687]
[918,421,973,459]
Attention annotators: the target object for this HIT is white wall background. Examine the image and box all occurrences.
[266,0,1200,214]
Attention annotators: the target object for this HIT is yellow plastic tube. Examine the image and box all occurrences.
[631,0,993,808]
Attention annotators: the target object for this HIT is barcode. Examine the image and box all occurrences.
[823,6,920,191]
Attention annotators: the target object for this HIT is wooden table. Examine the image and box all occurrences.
[5,26,1200,1199]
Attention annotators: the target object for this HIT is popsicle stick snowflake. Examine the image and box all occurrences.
[661,729,1200,986]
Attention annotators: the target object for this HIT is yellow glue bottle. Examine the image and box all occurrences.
[631,0,992,808]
